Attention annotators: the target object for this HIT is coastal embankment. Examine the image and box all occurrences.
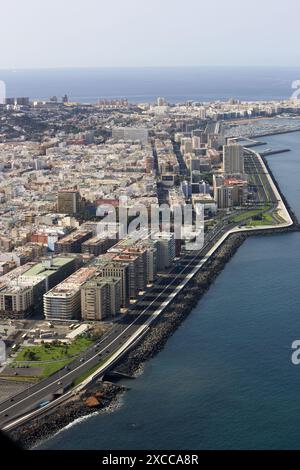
[9,223,297,449]
[9,233,247,448]
[8,151,299,449]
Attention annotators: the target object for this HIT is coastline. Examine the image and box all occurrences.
[7,152,299,449]
[10,229,297,449]
[9,232,247,449]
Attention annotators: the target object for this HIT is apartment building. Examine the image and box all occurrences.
[81,276,121,321]
[152,232,175,271]
[0,256,77,318]
[95,256,130,308]
[81,233,118,257]
[55,230,93,254]
[44,267,97,321]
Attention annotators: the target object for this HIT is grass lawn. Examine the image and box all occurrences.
[245,210,285,227]
[232,205,271,223]
[41,360,74,378]
[12,336,94,378]
[15,336,93,363]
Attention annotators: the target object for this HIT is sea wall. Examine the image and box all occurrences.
[8,233,248,448]
[8,205,298,449]
[115,233,247,376]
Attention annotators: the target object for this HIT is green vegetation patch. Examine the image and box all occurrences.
[248,211,282,226]
[11,336,94,378]
[232,204,271,223]
[15,336,93,363]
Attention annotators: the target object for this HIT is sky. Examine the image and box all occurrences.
[1,0,300,69]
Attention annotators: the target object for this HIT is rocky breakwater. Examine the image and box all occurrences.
[9,381,127,449]
[7,233,247,448]
[9,226,292,448]
[115,233,247,377]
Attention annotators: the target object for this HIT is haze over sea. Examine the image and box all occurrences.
[35,130,300,450]
[1,66,300,103]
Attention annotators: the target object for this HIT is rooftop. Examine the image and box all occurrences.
[44,267,97,298]
[23,256,74,277]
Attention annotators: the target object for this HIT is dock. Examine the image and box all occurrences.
[260,148,291,156]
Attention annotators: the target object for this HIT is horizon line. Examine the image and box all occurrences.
[0,64,300,72]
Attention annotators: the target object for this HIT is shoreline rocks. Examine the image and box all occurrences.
[8,233,248,449]
[8,194,298,449]
[9,382,127,449]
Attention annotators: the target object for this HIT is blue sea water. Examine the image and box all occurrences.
[38,132,300,450]
[1,66,300,103]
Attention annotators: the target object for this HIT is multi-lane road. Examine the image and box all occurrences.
[244,150,278,205]
[0,219,232,429]
[0,149,283,430]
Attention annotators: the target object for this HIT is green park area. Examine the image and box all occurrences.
[231,205,271,223]
[246,211,284,227]
[231,204,284,227]
[7,336,94,379]
[15,336,92,363]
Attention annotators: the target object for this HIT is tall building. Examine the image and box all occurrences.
[192,136,201,149]
[81,277,121,321]
[157,97,167,106]
[95,257,130,308]
[107,237,157,284]
[44,267,97,321]
[108,245,147,292]
[152,232,175,271]
[215,185,234,209]
[181,138,193,154]
[223,144,244,175]
[113,254,139,299]
[0,256,77,318]
[57,190,81,215]
[5,97,30,106]
[136,239,158,284]
[213,174,248,209]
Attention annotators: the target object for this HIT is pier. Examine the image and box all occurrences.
[260,148,291,156]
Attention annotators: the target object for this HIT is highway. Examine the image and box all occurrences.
[244,151,278,205]
[0,219,231,429]
[0,149,284,430]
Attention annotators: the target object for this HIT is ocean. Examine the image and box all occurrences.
[1,66,300,103]
[37,131,300,450]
